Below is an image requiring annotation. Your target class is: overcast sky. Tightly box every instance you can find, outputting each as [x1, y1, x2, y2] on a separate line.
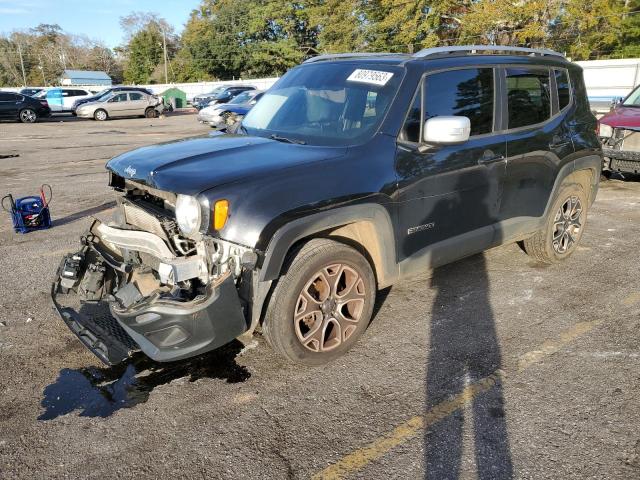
[0, 0, 199, 47]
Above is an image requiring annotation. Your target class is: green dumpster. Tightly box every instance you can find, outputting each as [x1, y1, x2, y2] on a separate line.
[159, 87, 187, 109]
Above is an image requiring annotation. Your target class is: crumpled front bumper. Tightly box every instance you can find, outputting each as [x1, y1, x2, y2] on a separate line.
[51, 239, 248, 366]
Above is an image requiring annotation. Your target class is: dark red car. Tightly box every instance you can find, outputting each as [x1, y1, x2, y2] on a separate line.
[599, 85, 640, 175]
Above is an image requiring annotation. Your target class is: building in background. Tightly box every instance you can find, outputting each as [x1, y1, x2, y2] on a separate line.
[60, 70, 112, 87]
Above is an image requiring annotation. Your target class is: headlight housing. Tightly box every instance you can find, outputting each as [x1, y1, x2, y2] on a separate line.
[175, 194, 201, 235]
[599, 123, 613, 138]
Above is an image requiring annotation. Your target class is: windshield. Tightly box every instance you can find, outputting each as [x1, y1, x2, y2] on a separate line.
[229, 91, 253, 104]
[242, 63, 402, 146]
[623, 85, 640, 106]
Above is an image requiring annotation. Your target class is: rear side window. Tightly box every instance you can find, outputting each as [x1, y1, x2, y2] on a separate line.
[424, 68, 495, 136]
[129, 92, 144, 101]
[506, 68, 551, 129]
[554, 69, 571, 110]
[0, 92, 17, 101]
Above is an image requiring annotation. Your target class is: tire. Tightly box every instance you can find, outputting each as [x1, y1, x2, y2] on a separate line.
[94, 109, 108, 121]
[522, 183, 588, 264]
[145, 107, 157, 119]
[262, 238, 376, 365]
[19, 108, 37, 123]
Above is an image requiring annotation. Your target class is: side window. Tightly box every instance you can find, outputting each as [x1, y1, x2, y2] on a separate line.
[111, 93, 128, 103]
[400, 87, 422, 143]
[554, 69, 571, 110]
[129, 92, 144, 101]
[424, 68, 495, 136]
[0, 92, 16, 101]
[506, 67, 551, 129]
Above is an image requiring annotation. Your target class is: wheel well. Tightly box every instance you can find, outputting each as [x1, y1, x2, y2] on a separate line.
[563, 168, 596, 202]
[275, 220, 390, 289]
[254, 222, 387, 330]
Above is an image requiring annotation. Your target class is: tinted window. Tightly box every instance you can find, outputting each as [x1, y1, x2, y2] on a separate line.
[129, 92, 144, 101]
[424, 68, 494, 136]
[401, 87, 422, 143]
[0, 92, 17, 101]
[111, 93, 128, 103]
[506, 68, 551, 129]
[554, 69, 571, 110]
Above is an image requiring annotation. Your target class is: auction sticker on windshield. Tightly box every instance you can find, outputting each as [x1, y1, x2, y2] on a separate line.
[347, 69, 394, 86]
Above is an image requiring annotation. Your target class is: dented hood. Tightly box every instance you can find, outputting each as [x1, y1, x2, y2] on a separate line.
[107, 134, 347, 196]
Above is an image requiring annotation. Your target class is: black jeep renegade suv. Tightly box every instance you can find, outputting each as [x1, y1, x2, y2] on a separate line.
[52, 46, 602, 366]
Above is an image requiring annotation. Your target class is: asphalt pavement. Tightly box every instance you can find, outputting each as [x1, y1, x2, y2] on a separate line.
[0, 114, 638, 479]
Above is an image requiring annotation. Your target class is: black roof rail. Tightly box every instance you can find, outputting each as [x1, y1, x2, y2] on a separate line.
[413, 45, 565, 60]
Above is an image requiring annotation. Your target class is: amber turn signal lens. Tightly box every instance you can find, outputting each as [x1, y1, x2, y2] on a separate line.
[213, 199, 229, 230]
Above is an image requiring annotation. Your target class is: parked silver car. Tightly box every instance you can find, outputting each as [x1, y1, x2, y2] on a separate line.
[76, 90, 162, 121]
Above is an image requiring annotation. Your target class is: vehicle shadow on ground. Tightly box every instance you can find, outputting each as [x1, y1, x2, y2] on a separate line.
[38, 340, 250, 421]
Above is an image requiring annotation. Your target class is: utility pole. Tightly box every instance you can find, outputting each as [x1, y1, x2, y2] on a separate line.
[17, 43, 27, 87]
[162, 28, 168, 84]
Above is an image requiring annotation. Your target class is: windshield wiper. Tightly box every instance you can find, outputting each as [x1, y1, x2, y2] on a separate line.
[269, 134, 306, 145]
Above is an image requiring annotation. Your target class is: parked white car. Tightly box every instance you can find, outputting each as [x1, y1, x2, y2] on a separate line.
[35, 87, 97, 113]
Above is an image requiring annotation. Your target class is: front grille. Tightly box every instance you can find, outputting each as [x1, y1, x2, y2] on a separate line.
[82, 302, 139, 351]
[611, 158, 640, 173]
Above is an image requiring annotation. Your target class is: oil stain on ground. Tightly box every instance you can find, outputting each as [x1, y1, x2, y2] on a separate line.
[39, 341, 250, 420]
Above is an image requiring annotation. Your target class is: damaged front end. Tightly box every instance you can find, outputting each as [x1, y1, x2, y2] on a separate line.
[52, 184, 253, 366]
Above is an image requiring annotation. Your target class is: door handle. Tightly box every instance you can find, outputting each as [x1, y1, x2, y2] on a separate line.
[477, 150, 505, 165]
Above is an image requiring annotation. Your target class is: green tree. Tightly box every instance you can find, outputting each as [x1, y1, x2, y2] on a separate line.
[308, 0, 366, 52]
[120, 12, 178, 84]
[550, 0, 626, 59]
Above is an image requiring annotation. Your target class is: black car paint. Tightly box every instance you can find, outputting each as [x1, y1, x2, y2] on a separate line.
[66, 52, 601, 365]
[0, 91, 50, 120]
[109, 54, 600, 262]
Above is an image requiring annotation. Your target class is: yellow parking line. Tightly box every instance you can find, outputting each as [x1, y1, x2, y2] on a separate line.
[622, 292, 640, 306]
[517, 320, 601, 372]
[312, 320, 601, 480]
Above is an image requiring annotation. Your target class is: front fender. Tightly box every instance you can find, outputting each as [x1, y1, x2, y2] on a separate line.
[258, 203, 399, 288]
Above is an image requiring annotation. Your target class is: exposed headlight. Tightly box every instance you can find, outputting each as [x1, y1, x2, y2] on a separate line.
[175, 194, 201, 235]
[599, 123, 613, 138]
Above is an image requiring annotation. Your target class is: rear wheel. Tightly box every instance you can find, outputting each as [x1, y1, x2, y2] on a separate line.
[263, 239, 376, 365]
[94, 109, 108, 121]
[522, 183, 588, 264]
[19, 108, 37, 123]
[145, 107, 157, 119]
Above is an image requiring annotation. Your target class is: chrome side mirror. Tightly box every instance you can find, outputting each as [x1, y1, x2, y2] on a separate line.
[423, 116, 471, 145]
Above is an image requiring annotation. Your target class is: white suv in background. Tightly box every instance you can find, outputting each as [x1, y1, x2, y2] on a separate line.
[35, 87, 97, 113]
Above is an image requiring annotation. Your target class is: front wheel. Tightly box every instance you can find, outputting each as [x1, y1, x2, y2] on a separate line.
[94, 109, 108, 121]
[263, 239, 376, 365]
[19, 108, 37, 123]
[522, 183, 588, 263]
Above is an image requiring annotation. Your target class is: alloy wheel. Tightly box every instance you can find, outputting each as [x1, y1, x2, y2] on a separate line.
[20, 109, 36, 123]
[552, 195, 583, 254]
[293, 263, 366, 352]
